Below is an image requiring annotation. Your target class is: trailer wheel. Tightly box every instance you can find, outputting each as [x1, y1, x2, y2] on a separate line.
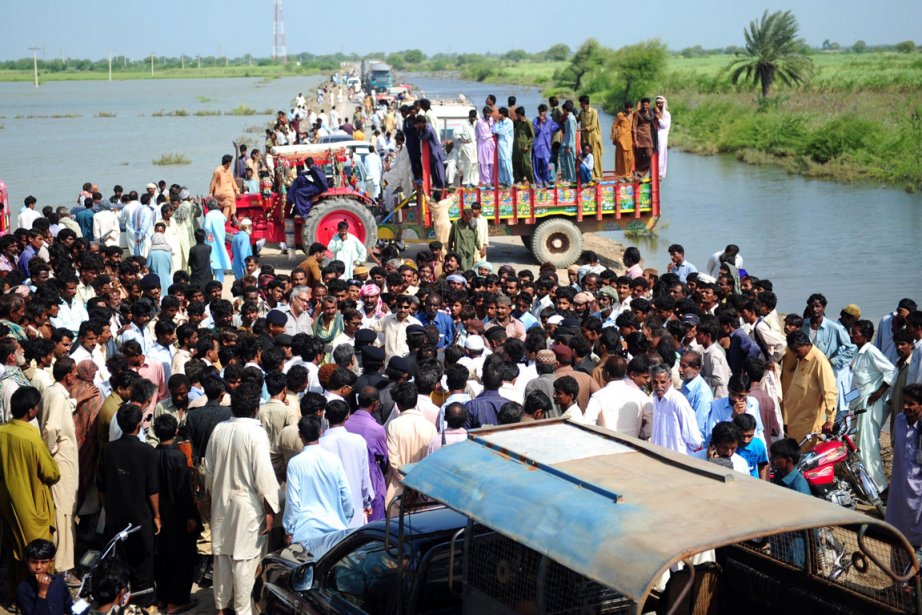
[530, 218, 582, 268]
[302, 198, 378, 254]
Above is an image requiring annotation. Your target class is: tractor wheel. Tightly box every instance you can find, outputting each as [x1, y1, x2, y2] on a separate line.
[520, 234, 532, 248]
[530, 218, 582, 268]
[301, 198, 378, 254]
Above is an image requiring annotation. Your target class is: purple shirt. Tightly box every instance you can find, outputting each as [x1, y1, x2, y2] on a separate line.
[886, 414, 922, 546]
[465, 389, 507, 429]
[345, 409, 388, 521]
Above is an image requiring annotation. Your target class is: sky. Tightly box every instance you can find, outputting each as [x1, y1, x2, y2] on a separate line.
[2, 0, 920, 61]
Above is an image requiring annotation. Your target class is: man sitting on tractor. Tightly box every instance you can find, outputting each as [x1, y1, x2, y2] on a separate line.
[287, 157, 329, 217]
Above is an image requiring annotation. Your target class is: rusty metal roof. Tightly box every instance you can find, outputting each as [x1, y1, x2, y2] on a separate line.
[401, 420, 907, 610]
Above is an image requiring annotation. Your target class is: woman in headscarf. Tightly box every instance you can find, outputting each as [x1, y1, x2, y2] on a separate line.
[0, 292, 28, 341]
[71, 359, 103, 512]
[655, 96, 671, 180]
[719, 262, 743, 296]
[148, 222, 173, 296]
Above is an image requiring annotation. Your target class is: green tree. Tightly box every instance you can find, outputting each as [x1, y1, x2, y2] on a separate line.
[402, 49, 426, 64]
[727, 10, 814, 98]
[608, 39, 668, 106]
[557, 38, 606, 91]
[680, 45, 706, 58]
[852, 40, 868, 54]
[386, 52, 407, 70]
[895, 40, 916, 53]
[503, 49, 529, 62]
[543, 44, 571, 62]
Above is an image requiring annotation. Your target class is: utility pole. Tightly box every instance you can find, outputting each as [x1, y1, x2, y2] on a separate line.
[181, 54, 185, 70]
[150, 52, 154, 76]
[108, 49, 113, 81]
[28, 47, 40, 87]
[197, 55, 201, 69]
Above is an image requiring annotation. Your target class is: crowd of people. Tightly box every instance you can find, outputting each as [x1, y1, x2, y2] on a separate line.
[250, 73, 674, 217]
[0, 84, 921, 614]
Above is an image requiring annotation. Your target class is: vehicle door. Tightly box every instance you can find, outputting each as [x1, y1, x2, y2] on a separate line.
[407, 543, 464, 615]
[305, 536, 402, 615]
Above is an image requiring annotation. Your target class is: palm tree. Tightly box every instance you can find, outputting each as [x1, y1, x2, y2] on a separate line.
[728, 10, 814, 98]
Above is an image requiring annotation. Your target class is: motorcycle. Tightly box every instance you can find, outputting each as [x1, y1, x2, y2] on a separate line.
[797, 408, 886, 518]
[797, 409, 884, 581]
[70, 524, 153, 614]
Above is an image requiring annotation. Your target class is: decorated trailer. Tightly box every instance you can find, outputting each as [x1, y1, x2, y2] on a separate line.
[230, 140, 660, 268]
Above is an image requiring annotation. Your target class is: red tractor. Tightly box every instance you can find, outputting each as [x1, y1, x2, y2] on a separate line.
[231, 142, 380, 258]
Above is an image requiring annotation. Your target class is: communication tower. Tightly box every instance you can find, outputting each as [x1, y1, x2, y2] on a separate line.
[273, 0, 287, 64]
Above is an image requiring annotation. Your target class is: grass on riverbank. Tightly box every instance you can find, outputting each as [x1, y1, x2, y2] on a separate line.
[153, 153, 191, 165]
[462, 52, 922, 191]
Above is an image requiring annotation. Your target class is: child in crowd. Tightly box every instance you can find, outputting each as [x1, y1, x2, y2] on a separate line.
[733, 413, 769, 480]
[770, 437, 811, 495]
[16, 539, 73, 615]
[578, 144, 594, 184]
[243, 167, 260, 195]
[696, 421, 749, 474]
[152, 414, 200, 614]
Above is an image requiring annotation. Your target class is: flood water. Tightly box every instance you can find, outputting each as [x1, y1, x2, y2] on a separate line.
[1, 73, 919, 321]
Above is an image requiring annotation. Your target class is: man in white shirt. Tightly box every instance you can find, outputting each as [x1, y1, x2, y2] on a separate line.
[471, 202, 489, 259]
[697, 318, 731, 399]
[368, 295, 421, 360]
[327, 222, 368, 280]
[320, 400, 374, 528]
[118, 301, 155, 356]
[119, 197, 141, 255]
[650, 363, 703, 455]
[70, 321, 110, 385]
[92, 205, 121, 247]
[148, 320, 177, 381]
[205, 382, 280, 615]
[17, 195, 42, 230]
[705, 244, 743, 278]
[49, 274, 88, 337]
[285, 286, 314, 336]
[582, 355, 653, 438]
[385, 382, 437, 513]
[552, 376, 583, 421]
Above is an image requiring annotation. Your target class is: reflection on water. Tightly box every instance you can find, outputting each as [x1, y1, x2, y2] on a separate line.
[411, 74, 922, 321]
[1, 72, 919, 320]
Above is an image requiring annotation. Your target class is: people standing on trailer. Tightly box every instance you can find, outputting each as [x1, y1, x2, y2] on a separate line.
[456, 110, 479, 188]
[559, 101, 578, 184]
[612, 101, 635, 179]
[578, 95, 603, 181]
[400, 106, 421, 182]
[655, 96, 671, 180]
[632, 98, 656, 178]
[202, 199, 231, 283]
[492, 108, 514, 188]
[476, 106, 496, 186]
[208, 154, 241, 224]
[512, 107, 535, 185]
[532, 104, 559, 187]
[415, 115, 446, 192]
